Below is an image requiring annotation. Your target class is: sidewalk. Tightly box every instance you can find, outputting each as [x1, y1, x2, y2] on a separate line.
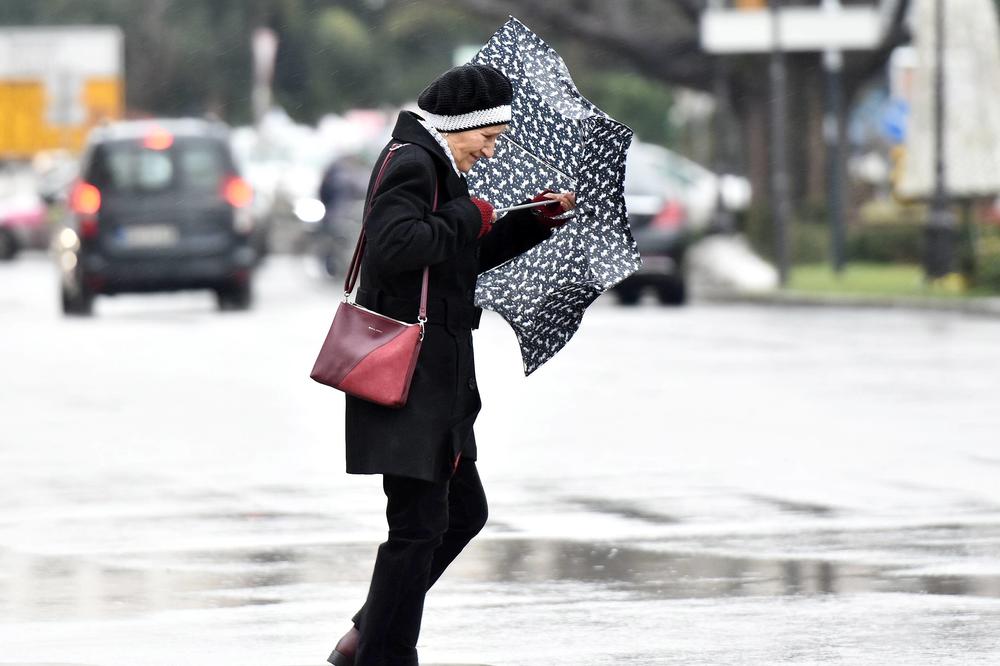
[687, 234, 1000, 317]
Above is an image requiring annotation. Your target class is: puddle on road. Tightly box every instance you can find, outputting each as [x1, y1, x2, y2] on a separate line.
[472, 538, 1000, 600]
[3, 521, 1000, 622]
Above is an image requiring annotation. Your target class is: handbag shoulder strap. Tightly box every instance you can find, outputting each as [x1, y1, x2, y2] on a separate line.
[344, 143, 435, 323]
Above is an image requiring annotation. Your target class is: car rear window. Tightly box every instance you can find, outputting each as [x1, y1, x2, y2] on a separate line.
[626, 153, 670, 195]
[86, 138, 229, 194]
[626, 146, 700, 196]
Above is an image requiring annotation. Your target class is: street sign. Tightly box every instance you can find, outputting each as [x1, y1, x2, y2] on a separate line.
[700, 6, 882, 53]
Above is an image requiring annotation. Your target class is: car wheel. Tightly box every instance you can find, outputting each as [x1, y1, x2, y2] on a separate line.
[61, 284, 94, 316]
[656, 278, 687, 306]
[216, 281, 253, 311]
[614, 282, 643, 306]
[0, 229, 19, 261]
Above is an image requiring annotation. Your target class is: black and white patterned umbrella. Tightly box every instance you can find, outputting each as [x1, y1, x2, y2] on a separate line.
[467, 17, 640, 375]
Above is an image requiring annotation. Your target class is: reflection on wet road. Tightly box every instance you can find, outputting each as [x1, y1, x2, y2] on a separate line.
[4, 520, 1000, 623]
[3, 256, 1000, 665]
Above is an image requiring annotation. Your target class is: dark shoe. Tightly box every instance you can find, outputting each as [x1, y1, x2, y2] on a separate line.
[327, 626, 359, 666]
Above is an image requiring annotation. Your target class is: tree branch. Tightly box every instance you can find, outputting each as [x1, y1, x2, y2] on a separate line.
[449, 0, 714, 89]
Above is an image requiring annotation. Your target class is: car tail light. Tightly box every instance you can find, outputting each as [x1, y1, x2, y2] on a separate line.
[651, 200, 685, 230]
[222, 175, 253, 209]
[79, 216, 99, 239]
[143, 127, 174, 151]
[70, 182, 101, 215]
[70, 182, 101, 239]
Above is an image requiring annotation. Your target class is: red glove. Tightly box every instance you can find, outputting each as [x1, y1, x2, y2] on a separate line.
[469, 197, 494, 239]
[531, 189, 572, 229]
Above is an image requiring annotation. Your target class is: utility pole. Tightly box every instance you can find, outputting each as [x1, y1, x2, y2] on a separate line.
[924, 0, 955, 279]
[769, 0, 791, 286]
[251, 27, 278, 127]
[822, 0, 847, 274]
[711, 0, 736, 234]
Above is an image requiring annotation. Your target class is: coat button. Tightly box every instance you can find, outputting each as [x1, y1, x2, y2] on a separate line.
[467, 377, 477, 391]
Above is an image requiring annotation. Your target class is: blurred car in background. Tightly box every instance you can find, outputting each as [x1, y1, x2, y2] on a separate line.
[33, 149, 80, 205]
[616, 142, 695, 305]
[231, 109, 340, 258]
[615, 141, 751, 306]
[0, 166, 49, 261]
[56, 118, 258, 315]
[230, 108, 387, 261]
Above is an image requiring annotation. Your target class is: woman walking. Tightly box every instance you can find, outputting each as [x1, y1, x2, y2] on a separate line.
[326, 64, 575, 666]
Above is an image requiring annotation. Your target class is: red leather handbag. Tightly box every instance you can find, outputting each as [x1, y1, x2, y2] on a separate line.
[310, 143, 432, 408]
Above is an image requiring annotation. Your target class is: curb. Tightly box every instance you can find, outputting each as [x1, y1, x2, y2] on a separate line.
[697, 290, 1000, 318]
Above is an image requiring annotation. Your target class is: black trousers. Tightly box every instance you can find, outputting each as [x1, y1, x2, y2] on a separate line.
[352, 457, 488, 666]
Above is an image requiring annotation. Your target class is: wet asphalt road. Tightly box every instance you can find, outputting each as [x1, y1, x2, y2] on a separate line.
[2, 253, 1000, 665]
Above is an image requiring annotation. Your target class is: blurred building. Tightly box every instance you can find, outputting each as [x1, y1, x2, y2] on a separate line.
[896, 0, 1000, 201]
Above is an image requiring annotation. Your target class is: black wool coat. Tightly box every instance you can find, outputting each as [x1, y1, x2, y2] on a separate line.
[344, 111, 552, 482]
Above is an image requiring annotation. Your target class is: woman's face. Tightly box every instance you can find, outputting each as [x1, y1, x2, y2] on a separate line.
[444, 124, 508, 173]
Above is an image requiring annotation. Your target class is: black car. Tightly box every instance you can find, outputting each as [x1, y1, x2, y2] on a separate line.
[58, 118, 257, 315]
[614, 142, 691, 306]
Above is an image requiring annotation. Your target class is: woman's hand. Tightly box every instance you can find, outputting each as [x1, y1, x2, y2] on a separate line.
[530, 189, 576, 229]
[543, 190, 576, 212]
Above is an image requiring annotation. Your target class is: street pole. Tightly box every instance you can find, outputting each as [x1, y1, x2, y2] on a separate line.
[710, 0, 736, 235]
[769, 0, 791, 286]
[822, 0, 847, 275]
[712, 55, 737, 234]
[925, 0, 955, 279]
[252, 28, 278, 127]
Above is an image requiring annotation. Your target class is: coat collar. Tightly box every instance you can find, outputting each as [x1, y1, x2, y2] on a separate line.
[415, 118, 462, 177]
[391, 111, 469, 199]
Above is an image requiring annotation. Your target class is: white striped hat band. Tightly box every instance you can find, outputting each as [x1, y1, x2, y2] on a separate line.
[419, 104, 512, 132]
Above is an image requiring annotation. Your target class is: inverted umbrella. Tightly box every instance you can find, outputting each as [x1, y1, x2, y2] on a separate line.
[467, 17, 640, 375]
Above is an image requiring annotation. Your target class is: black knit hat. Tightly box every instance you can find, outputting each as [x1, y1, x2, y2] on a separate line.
[417, 64, 513, 132]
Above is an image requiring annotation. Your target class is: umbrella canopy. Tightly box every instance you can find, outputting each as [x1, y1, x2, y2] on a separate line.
[468, 17, 640, 376]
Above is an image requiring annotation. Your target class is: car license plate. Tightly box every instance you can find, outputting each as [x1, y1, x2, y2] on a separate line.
[121, 225, 178, 248]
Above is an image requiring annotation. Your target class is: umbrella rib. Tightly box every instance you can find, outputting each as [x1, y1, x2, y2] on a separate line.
[498, 133, 578, 184]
